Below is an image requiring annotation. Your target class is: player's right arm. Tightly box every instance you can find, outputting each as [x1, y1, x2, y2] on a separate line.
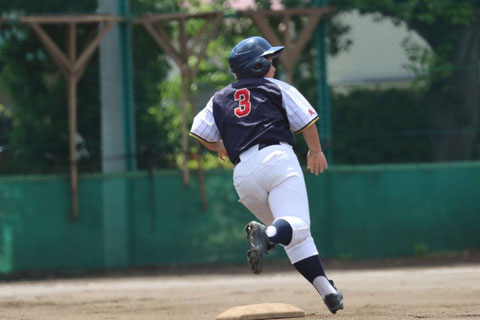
[196, 139, 228, 161]
[189, 98, 228, 161]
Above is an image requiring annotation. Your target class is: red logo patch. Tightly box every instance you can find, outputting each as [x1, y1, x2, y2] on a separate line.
[308, 109, 315, 116]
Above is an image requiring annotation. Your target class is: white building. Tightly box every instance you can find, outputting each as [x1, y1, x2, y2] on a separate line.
[328, 10, 428, 92]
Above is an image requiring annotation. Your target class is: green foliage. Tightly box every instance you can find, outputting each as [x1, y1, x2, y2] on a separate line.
[331, 89, 430, 164]
[334, 0, 477, 25]
[0, 104, 13, 173]
[401, 36, 454, 90]
[0, 0, 97, 14]
[0, 0, 180, 174]
[0, 104, 11, 143]
[0, 1, 100, 174]
[1, 0, 478, 174]
[151, 3, 250, 170]
[0, 23, 101, 173]
[131, 0, 181, 15]
[117, 0, 183, 171]
[132, 15, 177, 170]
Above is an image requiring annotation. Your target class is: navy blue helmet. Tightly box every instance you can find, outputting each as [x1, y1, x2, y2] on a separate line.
[228, 36, 284, 80]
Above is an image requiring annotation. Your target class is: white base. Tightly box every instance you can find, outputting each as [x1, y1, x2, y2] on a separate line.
[216, 302, 305, 320]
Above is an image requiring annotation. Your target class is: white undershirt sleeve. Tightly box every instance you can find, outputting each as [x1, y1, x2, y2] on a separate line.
[266, 78, 319, 133]
[189, 97, 221, 142]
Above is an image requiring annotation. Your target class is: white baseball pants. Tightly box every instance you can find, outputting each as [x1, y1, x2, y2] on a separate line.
[233, 143, 319, 263]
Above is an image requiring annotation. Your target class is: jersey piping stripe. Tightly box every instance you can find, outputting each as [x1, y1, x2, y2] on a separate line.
[294, 116, 319, 134]
[189, 132, 214, 143]
[192, 120, 219, 142]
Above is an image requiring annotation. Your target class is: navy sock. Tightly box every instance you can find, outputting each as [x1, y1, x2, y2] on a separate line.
[267, 219, 293, 245]
[293, 255, 327, 283]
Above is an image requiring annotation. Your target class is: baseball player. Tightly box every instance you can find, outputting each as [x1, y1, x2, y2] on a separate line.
[189, 36, 343, 314]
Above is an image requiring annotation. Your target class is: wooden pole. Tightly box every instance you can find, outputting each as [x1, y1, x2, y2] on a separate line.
[178, 18, 190, 187]
[283, 14, 293, 84]
[68, 76, 79, 218]
[185, 72, 207, 211]
[67, 23, 79, 219]
[23, 15, 121, 219]
[179, 68, 190, 186]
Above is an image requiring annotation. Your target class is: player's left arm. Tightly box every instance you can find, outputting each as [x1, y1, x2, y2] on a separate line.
[301, 124, 328, 175]
[270, 79, 328, 175]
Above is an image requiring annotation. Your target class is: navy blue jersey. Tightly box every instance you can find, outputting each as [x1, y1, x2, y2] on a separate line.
[190, 78, 319, 164]
[211, 78, 294, 164]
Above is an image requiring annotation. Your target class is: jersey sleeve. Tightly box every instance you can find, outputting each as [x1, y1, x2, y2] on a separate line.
[268, 78, 319, 134]
[189, 97, 221, 143]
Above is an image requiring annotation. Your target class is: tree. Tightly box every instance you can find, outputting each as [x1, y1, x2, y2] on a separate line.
[331, 0, 480, 161]
[151, 0, 258, 170]
[131, 0, 182, 170]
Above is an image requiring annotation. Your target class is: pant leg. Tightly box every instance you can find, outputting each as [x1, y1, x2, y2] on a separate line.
[233, 146, 275, 225]
[264, 148, 319, 263]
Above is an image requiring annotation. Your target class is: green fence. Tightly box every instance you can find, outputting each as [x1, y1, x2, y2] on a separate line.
[1, 161, 479, 275]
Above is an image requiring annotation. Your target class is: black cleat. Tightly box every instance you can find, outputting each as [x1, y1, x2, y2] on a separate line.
[323, 280, 344, 314]
[324, 291, 344, 314]
[245, 221, 275, 274]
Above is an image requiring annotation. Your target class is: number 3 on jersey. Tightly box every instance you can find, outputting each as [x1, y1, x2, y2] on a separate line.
[234, 88, 251, 118]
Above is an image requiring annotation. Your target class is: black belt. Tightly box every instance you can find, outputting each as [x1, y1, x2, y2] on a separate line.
[234, 142, 281, 166]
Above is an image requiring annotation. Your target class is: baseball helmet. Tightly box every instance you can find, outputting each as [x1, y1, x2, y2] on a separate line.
[228, 36, 284, 79]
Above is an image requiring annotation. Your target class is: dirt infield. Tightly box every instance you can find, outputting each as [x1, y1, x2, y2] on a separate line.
[1, 263, 479, 320]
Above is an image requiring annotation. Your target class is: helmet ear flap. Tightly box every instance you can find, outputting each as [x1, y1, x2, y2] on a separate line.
[245, 57, 271, 78]
[228, 36, 283, 79]
[231, 56, 270, 79]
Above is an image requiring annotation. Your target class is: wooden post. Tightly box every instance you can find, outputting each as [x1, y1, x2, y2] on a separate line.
[179, 68, 190, 186]
[67, 23, 79, 218]
[184, 71, 207, 211]
[68, 76, 79, 218]
[22, 15, 121, 218]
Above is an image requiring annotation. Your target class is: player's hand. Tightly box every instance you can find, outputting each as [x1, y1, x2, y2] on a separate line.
[216, 141, 228, 161]
[307, 150, 328, 175]
[218, 149, 228, 161]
